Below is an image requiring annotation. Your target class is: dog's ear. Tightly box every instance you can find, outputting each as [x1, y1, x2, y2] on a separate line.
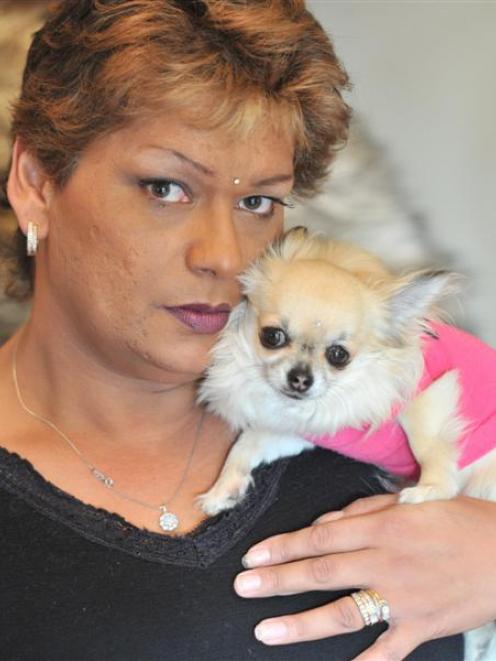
[271, 226, 309, 260]
[284, 225, 309, 238]
[384, 270, 460, 338]
[238, 256, 268, 301]
[239, 227, 311, 299]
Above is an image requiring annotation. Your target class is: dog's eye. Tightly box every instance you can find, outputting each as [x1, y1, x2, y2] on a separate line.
[259, 327, 289, 349]
[325, 344, 350, 368]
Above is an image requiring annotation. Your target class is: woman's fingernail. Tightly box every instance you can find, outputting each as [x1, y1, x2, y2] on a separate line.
[241, 547, 271, 568]
[312, 510, 344, 525]
[235, 572, 262, 595]
[255, 621, 288, 643]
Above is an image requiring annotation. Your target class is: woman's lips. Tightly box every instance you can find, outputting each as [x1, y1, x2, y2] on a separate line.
[165, 304, 231, 334]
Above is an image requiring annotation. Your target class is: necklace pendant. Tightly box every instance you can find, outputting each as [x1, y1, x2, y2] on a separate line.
[159, 505, 179, 532]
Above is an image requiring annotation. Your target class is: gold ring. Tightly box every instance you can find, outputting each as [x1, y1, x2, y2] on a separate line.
[350, 589, 391, 626]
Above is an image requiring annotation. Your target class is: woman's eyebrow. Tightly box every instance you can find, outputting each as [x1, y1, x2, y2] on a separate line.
[142, 146, 293, 187]
[253, 173, 293, 187]
[142, 146, 214, 176]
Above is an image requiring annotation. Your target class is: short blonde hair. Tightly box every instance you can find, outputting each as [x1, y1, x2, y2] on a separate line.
[6, 0, 351, 297]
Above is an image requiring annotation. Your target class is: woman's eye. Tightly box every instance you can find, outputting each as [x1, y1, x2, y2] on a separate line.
[141, 180, 190, 204]
[239, 196, 275, 216]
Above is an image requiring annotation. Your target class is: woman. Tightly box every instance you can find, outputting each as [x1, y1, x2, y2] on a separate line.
[0, 1, 494, 659]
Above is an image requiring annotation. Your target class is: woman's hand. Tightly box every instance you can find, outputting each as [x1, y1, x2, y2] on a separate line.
[234, 494, 496, 660]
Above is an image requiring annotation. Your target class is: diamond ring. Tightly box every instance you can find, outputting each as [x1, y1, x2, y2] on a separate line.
[350, 589, 391, 626]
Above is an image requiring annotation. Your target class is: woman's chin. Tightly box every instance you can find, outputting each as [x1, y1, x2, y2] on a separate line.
[134, 338, 213, 383]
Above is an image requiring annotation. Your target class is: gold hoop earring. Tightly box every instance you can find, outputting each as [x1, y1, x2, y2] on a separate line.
[26, 221, 39, 256]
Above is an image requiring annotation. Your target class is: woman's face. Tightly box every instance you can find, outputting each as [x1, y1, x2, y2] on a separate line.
[40, 113, 295, 383]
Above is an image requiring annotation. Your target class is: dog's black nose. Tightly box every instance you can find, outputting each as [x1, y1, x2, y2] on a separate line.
[287, 365, 314, 393]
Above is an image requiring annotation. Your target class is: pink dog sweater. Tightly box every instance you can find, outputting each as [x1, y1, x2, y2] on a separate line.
[311, 322, 496, 480]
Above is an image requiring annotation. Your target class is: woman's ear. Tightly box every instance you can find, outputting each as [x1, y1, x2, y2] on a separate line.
[6, 138, 54, 241]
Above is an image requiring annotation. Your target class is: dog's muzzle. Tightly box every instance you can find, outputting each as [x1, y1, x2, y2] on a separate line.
[287, 364, 314, 394]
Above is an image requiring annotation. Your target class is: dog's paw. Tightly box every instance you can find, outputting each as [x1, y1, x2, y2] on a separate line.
[196, 473, 254, 516]
[399, 483, 457, 504]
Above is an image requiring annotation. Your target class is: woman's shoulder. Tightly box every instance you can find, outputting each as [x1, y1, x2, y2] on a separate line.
[273, 447, 389, 522]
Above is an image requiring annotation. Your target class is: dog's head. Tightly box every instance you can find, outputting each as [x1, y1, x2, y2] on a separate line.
[238, 228, 456, 404]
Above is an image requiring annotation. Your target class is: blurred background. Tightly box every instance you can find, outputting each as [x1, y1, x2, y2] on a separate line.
[300, 0, 496, 343]
[1, 1, 495, 344]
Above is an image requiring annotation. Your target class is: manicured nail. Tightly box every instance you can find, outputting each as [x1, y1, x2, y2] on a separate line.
[235, 572, 262, 595]
[255, 621, 288, 643]
[241, 547, 271, 568]
[312, 510, 344, 525]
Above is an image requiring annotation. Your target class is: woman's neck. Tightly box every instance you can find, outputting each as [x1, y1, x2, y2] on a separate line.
[0, 318, 235, 535]
[8, 319, 208, 454]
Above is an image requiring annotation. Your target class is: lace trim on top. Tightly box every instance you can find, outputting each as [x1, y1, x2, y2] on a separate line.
[0, 446, 289, 568]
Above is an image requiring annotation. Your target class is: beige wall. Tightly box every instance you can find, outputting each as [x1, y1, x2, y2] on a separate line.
[309, 1, 496, 344]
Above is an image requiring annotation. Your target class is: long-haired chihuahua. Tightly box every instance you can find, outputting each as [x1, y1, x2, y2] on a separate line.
[197, 226, 496, 660]
[197, 227, 496, 513]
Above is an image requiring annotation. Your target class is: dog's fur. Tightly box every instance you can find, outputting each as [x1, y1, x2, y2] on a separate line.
[197, 228, 496, 660]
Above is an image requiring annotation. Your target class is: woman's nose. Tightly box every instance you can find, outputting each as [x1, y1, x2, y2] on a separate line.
[186, 206, 244, 279]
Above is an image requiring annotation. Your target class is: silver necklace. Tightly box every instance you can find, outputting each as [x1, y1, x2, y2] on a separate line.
[12, 337, 205, 533]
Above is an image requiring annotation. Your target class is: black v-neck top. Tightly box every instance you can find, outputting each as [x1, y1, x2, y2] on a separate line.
[0, 445, 462, 661]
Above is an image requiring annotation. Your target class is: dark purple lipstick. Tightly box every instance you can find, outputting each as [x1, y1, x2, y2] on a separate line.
[165, 303, 232, 334]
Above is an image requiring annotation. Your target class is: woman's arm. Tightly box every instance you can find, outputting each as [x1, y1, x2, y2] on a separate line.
[234, 494, 496, 660]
